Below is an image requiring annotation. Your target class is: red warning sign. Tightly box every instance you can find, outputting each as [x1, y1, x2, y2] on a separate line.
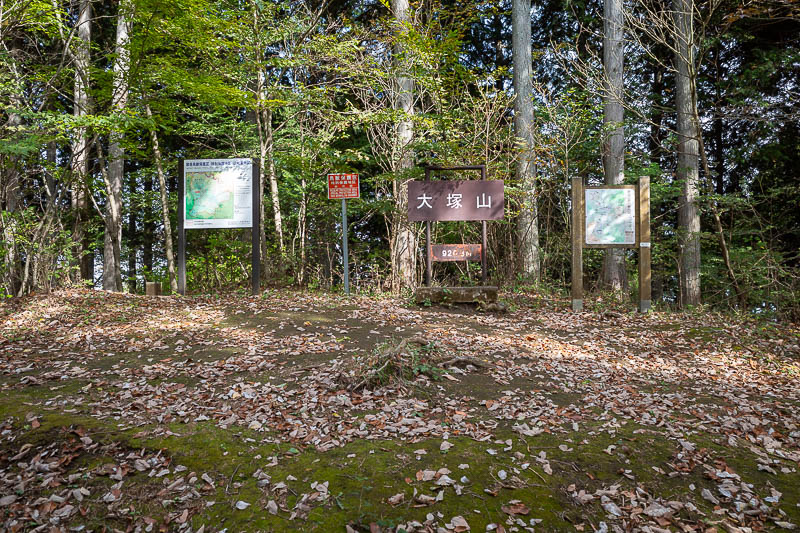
[327, 173, 360, 199]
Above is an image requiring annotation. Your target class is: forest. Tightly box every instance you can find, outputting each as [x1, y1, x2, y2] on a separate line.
[2, 0, 799, 317]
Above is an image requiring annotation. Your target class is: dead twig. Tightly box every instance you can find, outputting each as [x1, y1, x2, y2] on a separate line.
[440, 356, 489, 369]
[225, 464, 241, 495]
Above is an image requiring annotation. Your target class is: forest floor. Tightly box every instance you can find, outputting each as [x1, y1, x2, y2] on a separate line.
[1, 288, 800, 533]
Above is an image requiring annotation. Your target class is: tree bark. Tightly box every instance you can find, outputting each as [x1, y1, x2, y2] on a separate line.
[252, 6, 281, 260]
[72, 0, 92, 283]
[600, 0, 628, 291]
[2, 36, 23, 296]
[143, 174, 154, 275]
[260, 106, 282, 256]
[298, 176, 307, 286]
[144, 104, 178, 294]
[649, 62, 666, 167]
[512, 0, 540, 282]
[127, 171, 136, 292]
[104, 0, 132, 291]
[674, 0, 701, 306]
[391, 0, 417, 292]
[712, 45, 725, 195]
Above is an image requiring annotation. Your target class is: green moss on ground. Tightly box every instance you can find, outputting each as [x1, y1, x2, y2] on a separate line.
[2, 389, 798, 532]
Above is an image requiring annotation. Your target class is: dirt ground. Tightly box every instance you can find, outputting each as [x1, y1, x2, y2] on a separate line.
[1, 288, 799, 532]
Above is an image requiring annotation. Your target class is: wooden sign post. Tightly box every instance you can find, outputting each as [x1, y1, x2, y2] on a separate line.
[409, 165, 504, 286]
[409, 165, 504, 305]
[638, 176, 651, 312]
[571, 176, 651, 312]
[571, 177, 584, 311]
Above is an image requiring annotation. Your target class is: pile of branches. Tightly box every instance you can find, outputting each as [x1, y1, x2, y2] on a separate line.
[337, 336, 487, 391]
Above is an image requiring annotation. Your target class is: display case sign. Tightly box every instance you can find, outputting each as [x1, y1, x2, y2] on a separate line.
[183, 159, 253, 229]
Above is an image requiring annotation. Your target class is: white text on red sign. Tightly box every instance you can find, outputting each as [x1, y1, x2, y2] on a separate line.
[327, 173, 360, 199]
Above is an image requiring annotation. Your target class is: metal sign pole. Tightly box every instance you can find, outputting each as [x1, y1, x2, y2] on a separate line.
[177, 159, 186, 296]
[341, 198, 350, 295]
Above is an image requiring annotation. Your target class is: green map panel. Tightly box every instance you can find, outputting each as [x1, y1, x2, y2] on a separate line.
[185, 172, 234, 220]
[585, 188, 635, 245]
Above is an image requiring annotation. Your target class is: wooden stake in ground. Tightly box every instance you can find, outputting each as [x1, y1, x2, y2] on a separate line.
[571, 177, 583, 311]
[638, 176, 651, 312]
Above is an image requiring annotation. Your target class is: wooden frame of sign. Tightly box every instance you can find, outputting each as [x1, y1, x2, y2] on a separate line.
[420, 165, 489, 286]
[571, 176, 651, 313]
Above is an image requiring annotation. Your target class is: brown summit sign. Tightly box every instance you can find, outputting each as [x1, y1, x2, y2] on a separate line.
[408, 180, 504, 221]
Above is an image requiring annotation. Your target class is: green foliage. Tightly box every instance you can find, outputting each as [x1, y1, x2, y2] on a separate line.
[348, 338, 445, 390]
[185, 230, 253, 293]
[0, 207, 77, 294]
[2, 0, 799, 318]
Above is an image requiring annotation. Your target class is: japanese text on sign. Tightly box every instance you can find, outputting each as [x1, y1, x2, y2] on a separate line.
[328, 173, 360, 199]
[407, 180, 504, 221]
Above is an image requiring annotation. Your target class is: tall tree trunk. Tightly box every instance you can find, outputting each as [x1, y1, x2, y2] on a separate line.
[72, 0, 92, 283]
[44, 142, 59, 292]
[265, 114, 280, 255]
[1, 144, 21, 297]
[712, 45, 725, 195]
[391, 0, 417, 292]
[143, 174, 154, 275]
[2, 36, 23, 295]
[674, 0, 701, 306]
[17, 149, 62, 296]
[649, 62, 666, 167]
[144, 104, 177, 293]
[104, 0, 132, 291]
[512, 0, 540, 281]
[298, 177, 307, 286]
[600, 0, 628, 291]
[493, 13, 505, 92]
[127, 172, 136, 292]
[257, 104, 283, 256]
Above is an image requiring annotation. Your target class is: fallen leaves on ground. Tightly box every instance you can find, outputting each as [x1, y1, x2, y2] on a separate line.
[0, 288, 798, 532]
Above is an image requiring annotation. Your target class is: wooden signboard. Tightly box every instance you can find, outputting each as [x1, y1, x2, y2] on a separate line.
[409, 165, 504, 286]
[408, 180, 504, 221]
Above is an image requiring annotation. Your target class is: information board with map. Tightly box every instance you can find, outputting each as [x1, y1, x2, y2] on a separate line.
[584, 188, 636, 245]
[183, 159, 252, 229]
[572, 178, 650, 313]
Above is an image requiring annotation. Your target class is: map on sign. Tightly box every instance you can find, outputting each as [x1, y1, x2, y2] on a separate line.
[186, 172, 234, 220]
[585, 188, 636, 245]
[183, 159, 252, 229]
